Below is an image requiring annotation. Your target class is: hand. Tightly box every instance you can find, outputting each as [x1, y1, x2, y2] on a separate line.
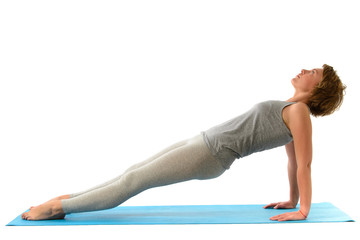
[263, 200, 296, 209]
[270, 211, 306, 221]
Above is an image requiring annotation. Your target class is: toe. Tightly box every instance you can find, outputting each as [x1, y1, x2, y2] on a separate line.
[22, 212, 28, 220]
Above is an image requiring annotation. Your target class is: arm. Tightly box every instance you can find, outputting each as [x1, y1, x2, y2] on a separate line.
[291, 104, 312, 216]
[263, 142, 299, 209]
[286, 141, 299, 206]
[269, 103, 312, 221]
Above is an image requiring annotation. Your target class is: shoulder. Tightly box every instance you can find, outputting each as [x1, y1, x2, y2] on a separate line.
[287, 102, 310, 116]
[283, 102, 312, 133]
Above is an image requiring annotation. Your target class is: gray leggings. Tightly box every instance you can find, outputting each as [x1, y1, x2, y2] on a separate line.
[61, 135, 226, 214]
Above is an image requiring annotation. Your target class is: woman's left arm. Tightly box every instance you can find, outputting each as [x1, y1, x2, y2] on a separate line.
[270, 103, 312, 221]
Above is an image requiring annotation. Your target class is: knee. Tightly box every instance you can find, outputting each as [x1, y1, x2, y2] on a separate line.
[121, 170, 144, 191]
[121, 171, 136, 188]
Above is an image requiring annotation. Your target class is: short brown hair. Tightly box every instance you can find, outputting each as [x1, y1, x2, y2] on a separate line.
[308, 64, 346, 117]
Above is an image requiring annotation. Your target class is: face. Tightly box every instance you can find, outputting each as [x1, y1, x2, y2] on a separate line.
[291, 68, 323, 93]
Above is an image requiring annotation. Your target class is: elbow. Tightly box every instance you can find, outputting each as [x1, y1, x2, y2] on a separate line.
[297, 157, 312, 171]
[297, 164, 311, 175]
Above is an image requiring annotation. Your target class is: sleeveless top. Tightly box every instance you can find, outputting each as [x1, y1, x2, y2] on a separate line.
[201, 100, 296, 169]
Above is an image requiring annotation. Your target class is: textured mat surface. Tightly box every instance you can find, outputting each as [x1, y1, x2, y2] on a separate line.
[7, 202, 354, 226]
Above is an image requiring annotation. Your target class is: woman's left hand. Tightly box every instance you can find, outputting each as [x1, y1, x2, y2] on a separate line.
[270, 211, 306, 221]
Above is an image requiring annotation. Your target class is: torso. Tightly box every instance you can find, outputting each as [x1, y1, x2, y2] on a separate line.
[201, 100, 297, 169]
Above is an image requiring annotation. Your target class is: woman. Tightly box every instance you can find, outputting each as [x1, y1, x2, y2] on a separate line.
[22, 64, 346, 222]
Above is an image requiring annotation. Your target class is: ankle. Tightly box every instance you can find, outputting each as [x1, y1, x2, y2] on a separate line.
[60, 194, 70, 200]
[55, 194, 70, 201]
[51, 200, 64, 215]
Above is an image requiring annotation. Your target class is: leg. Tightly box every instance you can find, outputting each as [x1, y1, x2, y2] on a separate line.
[61, 135, 225, 214]
[69, 138, 189, 198]
[28, 138, 189, 210]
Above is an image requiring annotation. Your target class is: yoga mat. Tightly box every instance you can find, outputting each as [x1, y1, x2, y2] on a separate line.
[7, 202, 354, 226]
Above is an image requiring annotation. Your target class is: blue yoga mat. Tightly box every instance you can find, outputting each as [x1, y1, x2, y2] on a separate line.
[7, 202, 354, 226]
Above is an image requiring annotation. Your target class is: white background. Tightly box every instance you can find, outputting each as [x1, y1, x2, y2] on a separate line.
[1, 0, 359, 239]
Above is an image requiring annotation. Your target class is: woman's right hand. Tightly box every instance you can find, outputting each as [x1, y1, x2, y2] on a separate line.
[263, 200, 297, 209]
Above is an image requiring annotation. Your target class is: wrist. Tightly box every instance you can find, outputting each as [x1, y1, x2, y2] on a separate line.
[299, 206, 310, 217]
[299, 210, 307, 219]
[289, 199, 298, 208]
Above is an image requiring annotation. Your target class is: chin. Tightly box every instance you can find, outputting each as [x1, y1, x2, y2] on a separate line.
[291, 78, 296, 86]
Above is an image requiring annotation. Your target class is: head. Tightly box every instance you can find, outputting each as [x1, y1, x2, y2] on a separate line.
[306, 64, 346, 117]
[291, 64, 346, 117]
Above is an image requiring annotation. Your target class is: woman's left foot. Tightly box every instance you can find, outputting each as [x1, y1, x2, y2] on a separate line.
[22, 200, 65, 221]
[29, 194, 70, 210]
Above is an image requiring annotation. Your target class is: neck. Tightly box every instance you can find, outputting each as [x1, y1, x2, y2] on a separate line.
[287, 91, 310, 104]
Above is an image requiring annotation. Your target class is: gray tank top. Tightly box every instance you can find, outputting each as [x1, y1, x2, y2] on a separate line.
[201, 100, 295, 169]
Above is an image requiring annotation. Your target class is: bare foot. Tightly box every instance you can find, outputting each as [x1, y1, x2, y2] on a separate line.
[30, 194, 70, 210]
[22, 200, 65, 221]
